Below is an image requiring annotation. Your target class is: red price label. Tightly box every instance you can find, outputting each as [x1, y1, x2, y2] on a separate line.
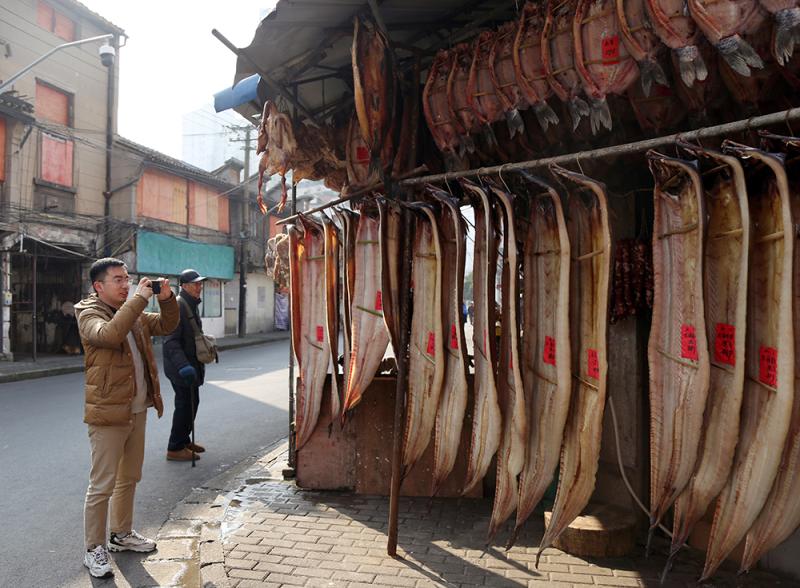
[356, 146, 370, 163]
[450, 323, 459, 350]
[759, 346, 778, 387]
[426, 331, 436, 356]
[375, 291, 383, 311]
[316, 325, 324, 343]
[587, 348, 599, 379]
[681, 324, 698, 361]
[544, 336, 556, 366]
[602, 35, 620, 65]
[714, 323, 736, 366]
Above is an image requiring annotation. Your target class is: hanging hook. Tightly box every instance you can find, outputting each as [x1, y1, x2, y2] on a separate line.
[575, 155, 585, 176]
[498, 164, 512, 193]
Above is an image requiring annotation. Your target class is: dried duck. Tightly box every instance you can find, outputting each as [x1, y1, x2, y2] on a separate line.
[739, 134, 800, 575]
[467, 31, 507, 144]
[488, 185, 528, 543]
[665, 145, 750, 574]
[447, 43, 479, 155]
[256, 101, 297, 213]
[428, 188, 469, 494]
[461, 180, 502, 495]
[573, 0, 641, 133]
[759, 0, 800, 64]
[646, 152, 710, 544]
[513, 1, 561, 131]
[289, 217, 331, 448]
[424, 49, 466, 168]
[701, 141, 795, 581]
[342, 211, 390, 416]
[352, 16, 394, 172]
[402, 205, 445, 472]
[509, 173, 572, 549]
[542, 0, 591, 129]
[537, 168, 611, 561]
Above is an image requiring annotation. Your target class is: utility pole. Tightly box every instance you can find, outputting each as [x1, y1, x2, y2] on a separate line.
[238, 126, 252, 338]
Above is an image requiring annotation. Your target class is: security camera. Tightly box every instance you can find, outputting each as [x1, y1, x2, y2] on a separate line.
[99, 43, 115, 67]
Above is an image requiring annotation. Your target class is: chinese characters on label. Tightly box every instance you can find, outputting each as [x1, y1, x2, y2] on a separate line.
[759, 346, 778, 387]
[427, 331, 436, 356]
[681, 324, 698, 361]
[450, 324, 458, 350]
[587, 348, 600, 379]
[316, 325, 324, 343]
[602, 35, 620, 65]
[714, 323, 736, 366]
[544, 336, 556, 366]
[375, 291, 383, 311]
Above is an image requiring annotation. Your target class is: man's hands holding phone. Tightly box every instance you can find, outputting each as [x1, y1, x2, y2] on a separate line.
[135, 277, 172, 301]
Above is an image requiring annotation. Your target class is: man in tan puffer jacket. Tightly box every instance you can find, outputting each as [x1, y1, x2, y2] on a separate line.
[74, 257, 179, 578]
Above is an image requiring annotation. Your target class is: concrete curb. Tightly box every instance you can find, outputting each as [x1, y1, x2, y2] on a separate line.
[0, 332, 290, 384]
[151, 438, 290, 588]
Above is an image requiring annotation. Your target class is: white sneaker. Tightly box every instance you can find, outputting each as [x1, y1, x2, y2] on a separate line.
[84, 545, 113, 578]
[108, 530, 157, 553]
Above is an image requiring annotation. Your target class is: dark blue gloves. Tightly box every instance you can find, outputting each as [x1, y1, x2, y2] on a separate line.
[178, 365, 197, 385]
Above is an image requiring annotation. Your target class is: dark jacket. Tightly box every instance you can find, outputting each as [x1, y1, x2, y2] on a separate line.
[163, 291, 206, 387]
[75, 292, 179, 425]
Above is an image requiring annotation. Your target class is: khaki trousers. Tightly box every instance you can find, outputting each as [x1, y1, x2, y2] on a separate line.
[84, 411, 146, 549]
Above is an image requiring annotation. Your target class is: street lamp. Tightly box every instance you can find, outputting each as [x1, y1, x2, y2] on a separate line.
[0, 33, 115, 94]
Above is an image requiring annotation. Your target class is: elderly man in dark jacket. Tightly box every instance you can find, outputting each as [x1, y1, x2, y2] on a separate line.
[163, 269, 208, 461]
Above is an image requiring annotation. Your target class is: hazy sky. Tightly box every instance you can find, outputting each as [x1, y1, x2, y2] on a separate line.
[80, 0, 275, 158]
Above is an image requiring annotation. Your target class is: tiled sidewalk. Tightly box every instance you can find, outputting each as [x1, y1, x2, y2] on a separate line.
[151, 442, 797, 588]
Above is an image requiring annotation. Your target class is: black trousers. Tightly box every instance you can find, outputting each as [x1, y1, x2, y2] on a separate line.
[167, 383, 200, 451]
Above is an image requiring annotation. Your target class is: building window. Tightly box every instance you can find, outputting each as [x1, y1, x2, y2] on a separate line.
[36, 81, 72, 127]
[40, 131, 74, 187]
[36, 1, 76, 42]
[200, 280, 222, 318]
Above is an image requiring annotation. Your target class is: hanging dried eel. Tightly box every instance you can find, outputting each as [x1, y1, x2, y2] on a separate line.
[342, 211, 390, 416]
[402, 204, 445, 472]
[378, 200, 403, 359]
[509, 173, 572, 549]
[461, 179, 502, 495]
[333, 209, 359, 396]
[487, 184, 528, 544]
[664, 145, 750, 576]
[536, 167, 610, 561]
[428, 187, 470, 495]
[289, 217, 331, 449]
[646, 152, 710, 547]
[701, 142, 795, 581]
[322, 216, 342, 424]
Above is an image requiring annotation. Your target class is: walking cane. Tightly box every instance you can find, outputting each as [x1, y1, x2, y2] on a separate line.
[189, 383, 196, 468]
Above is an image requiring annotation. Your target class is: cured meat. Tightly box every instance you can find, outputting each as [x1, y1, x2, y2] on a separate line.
[671, 42, 724, 122]
[573, 0, 640, 133]
[489, 22, 527, 138]
[508, 173, 571, 549]
[537, 168, 611, 561]
[487, 185, 528, 543]
[352, 16, 394, 172]
[378, 200, 403, 358]
[342, 211, 390, 416]
[323, 216, 342, 425]
[468, 31, 507, 135]
[627, 56, 686, 134]
[760, 0, 800, 64]
[289, 218, 331, 449]
[447, 43, 479, 154]
[513, 1, 561, 131]
[257, 101, 297, 213]
[739, 134, 800, 574]
[701, 142, 795, 581]
[687, 0, 765, 76]
[646, 152, 710, 545]
[664, 145, 750, 574]
[542, 0, 591, 129]
[460, 180, 502, 494]
[402, 205, 444, 472]
[645, 0, 708, 86]
[718, 26, 784, 113]
[616, 0, 668, 95]
[428, 188, 469, 495]
[334, 209, 359, 394]
[424, 49, 465, 167]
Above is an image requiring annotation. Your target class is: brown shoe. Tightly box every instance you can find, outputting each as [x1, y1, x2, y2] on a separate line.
[166, 448, 199, 461]
[186, 442, 205, 453]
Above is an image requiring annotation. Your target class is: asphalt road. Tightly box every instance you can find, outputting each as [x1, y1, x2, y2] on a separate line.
[0, 341, 290, 588]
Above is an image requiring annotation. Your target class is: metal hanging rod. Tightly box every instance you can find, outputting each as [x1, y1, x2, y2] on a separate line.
[400, 106, 800, 186]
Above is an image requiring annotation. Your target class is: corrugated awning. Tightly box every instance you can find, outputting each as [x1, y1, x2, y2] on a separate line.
[213, 74, 264, 115]
[229, 0, 517, 123]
